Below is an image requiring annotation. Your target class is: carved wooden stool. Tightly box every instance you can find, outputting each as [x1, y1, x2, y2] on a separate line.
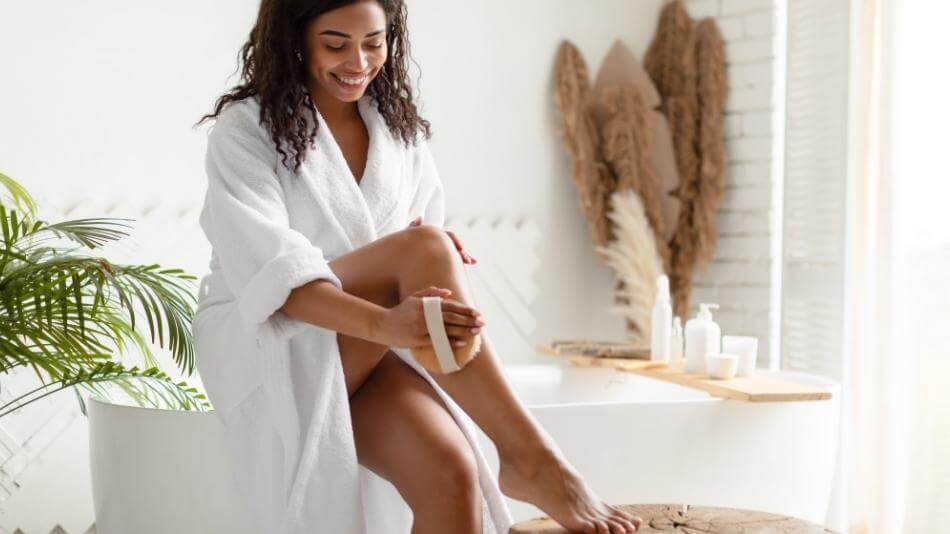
[509, 504, 840, 533]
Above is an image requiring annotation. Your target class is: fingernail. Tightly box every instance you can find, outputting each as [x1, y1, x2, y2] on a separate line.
[470, 327, 480, 333]
[454, 340, 465, 347]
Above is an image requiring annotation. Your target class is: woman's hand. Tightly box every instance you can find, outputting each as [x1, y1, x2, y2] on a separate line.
[374, 286, 485, 349]
[408, 216, 477, 264]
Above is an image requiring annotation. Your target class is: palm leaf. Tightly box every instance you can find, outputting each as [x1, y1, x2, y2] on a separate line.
[0, 361, 209, 418]
[0, 172, 37, 219]
[0, 173, 204, 417]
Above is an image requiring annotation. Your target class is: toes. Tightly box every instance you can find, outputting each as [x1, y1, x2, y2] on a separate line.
[617, 517, 640, 532]
[606, 504, 641, 531]
[592, 517, 611, 534]
[606, 517, 629, 533]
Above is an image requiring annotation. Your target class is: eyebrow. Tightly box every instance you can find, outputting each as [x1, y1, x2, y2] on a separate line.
[319, 29, 385, 38]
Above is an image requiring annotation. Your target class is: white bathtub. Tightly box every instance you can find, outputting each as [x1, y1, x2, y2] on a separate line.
[89, 362, 839, 532]
[483, 362, 840, 525]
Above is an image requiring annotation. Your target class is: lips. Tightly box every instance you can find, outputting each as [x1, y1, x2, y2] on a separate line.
[331, 72, 369, 88]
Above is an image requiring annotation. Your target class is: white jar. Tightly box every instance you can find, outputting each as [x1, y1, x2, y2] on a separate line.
[684, 303, 721, 374]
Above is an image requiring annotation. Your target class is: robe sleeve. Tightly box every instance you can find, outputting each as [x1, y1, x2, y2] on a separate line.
[201, 103, 343, 341]
[410, 137, 446, 228]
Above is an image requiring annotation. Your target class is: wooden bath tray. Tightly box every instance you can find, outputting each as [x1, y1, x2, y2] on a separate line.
[538, 345, 832, 403]
[536, 343, 665, 372]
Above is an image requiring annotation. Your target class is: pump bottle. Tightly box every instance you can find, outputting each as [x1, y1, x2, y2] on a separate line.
[684, 303, 721, 374]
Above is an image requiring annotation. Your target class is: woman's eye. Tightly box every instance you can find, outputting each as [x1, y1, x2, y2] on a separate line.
[325, 43, 384, 52]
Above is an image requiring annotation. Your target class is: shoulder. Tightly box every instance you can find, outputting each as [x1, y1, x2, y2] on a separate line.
[362, 94, 431, 158]
[206, 96, 278, 157]
[208, 96, 269, 144]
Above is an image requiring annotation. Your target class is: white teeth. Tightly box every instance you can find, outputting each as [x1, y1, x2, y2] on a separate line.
[334, 73, 367, 86]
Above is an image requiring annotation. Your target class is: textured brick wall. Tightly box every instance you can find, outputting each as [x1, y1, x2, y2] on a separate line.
[683, 0, 780, 366]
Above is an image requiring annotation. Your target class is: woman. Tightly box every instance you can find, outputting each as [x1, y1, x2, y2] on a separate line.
[194, 0, 642, 532]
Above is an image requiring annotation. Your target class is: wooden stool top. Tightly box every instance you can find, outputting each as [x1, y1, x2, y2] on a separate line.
[509, 504, 839, 533]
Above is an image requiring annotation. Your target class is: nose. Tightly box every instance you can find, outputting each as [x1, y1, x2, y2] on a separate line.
[347, 48, 369, 72]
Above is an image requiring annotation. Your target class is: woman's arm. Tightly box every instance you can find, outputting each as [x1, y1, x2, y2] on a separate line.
[279, 279, 386, 342]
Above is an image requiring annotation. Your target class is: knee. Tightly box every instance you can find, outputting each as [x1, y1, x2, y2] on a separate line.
[432, 441, 480, 497]
[405, 439, 480, 511]
[401, 225, 457, 266]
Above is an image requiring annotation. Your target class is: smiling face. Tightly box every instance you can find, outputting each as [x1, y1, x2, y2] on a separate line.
[302, 1, 389, 104]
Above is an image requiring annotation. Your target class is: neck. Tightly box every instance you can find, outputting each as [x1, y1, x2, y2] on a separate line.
[307, 80, 360, 123]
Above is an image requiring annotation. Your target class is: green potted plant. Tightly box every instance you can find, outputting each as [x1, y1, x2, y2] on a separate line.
[0, 171, 209, 417]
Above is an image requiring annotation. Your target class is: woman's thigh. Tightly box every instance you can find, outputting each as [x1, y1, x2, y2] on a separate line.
[349, 351, 481, 518]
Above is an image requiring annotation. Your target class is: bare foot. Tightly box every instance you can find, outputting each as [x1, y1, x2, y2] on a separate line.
[498, 447, 642, 533]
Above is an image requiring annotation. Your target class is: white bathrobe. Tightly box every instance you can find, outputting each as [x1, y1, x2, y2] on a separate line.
[192, 94, 513, 534]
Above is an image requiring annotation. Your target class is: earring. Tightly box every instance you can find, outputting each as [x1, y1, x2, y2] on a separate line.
[295, 50, 302, 62]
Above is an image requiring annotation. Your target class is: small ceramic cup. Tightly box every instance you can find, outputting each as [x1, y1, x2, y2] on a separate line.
[722, 335, 758, 377]
[705, 352, 738, 380]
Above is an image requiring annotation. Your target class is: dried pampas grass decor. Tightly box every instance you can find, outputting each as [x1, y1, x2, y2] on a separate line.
[644, 0, 695, 101]
[644, 0, 728, 318]
[596, 188, 665, 345]
[693, 19, 728, 267]
[551, 4, 728, 338]
[599, 85, 671, 271]
[553, 41, 615, 250]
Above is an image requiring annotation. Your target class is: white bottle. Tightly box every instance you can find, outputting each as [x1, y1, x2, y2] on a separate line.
[684, 303, 721, 373]
[650, 275, 672, 362]
[670, 316, 684, 362]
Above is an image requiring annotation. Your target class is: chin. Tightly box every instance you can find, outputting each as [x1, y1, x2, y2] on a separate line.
[336, 91, 365, 102]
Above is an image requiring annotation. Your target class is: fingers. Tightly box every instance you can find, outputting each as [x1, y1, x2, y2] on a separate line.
[444, 324, 482, 338]
[408, 289, 484, 347]
[408, 290, 481, 321]
[444, 229, 477, 264]
[419, 332, 473, 348]
[440, 298, 481, 319]
[441, 311, 484, 327]
[411, 286, 451, 298]
[410, 289, 483, 321]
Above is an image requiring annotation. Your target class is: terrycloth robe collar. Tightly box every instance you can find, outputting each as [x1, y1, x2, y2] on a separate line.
[296, 94, 399, 251]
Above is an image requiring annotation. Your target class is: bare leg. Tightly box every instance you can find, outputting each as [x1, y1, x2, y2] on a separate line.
[331, 226, 641, 533]
[330, 243, 482, 531]
[350, 351, 483, 533]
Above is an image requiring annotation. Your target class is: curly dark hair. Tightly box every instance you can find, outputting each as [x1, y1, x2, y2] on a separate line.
[195, 0, 432, 173]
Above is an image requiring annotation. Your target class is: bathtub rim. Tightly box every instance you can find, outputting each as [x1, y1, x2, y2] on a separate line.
[504, 362, 841, 409]
[87, 365, 841, 414]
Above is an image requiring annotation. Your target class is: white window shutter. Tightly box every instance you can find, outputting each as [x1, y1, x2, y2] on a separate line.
[781, 0, 851, 379]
